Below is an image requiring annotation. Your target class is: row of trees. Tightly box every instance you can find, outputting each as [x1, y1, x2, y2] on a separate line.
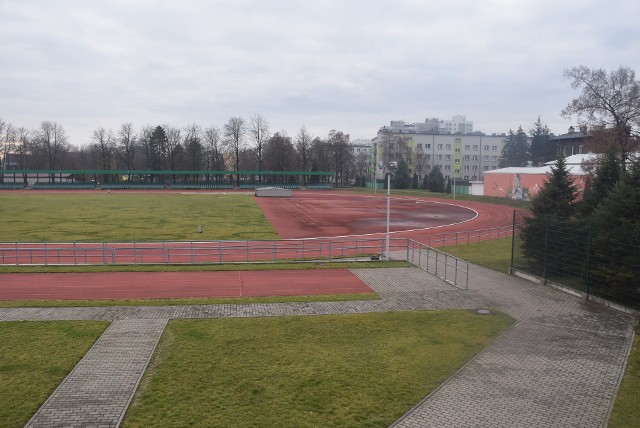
[0, 116, 368, 186]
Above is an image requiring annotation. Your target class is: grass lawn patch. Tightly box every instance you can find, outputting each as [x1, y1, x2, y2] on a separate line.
[0, 321, 109, 427]
[443, 237, 513, 272]
[123, 310, 513, 427]
[0, 193, 277, 241]
[609, 324, 640, 428]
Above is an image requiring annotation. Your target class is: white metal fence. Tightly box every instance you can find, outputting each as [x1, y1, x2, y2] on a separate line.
[0, 237, 469, 289]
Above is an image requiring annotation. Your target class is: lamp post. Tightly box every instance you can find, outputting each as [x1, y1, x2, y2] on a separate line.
[385, 162, 396, 261]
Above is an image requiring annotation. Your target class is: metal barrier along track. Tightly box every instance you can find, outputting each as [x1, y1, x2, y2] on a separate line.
[0, 238, 395, 266]
[0, 238, 469, 289]
[405, 239, 469, 290]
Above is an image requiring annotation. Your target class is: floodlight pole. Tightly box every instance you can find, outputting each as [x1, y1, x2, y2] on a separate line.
[385, 172, 391, 261]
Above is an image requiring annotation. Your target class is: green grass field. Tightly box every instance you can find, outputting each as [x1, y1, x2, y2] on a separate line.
[0, 321, 109, 427]
[443, 237, 513, 272]
[609, 324, 640, 428]
[0, 193, 278, 241]
[122, 311, 513, 427]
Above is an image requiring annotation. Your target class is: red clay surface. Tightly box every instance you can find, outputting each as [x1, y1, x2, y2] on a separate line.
[0, 269, 373, 301]
[256, 192, 519, 242]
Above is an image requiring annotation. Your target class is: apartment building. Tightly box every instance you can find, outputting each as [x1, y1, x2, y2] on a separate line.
[372, 118, 506, 181]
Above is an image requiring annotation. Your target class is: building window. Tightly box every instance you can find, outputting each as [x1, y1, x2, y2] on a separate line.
[472, 165, 478, 171]
[492, 145, 498, 151]
[464, 155, 470, 161]
[445, 155, 451, 160]
[425, 154, 431, 159]
[473, 145, 478, 150]
[437, 154, 442, 160]
[437, 144, 443, 150]
[464, 165, 470, 171]
[492, 166, 497, 170]
[472, 155, 478, 161]
[446, 144, 451, 150]
[484, 155, 489, 161]
[455, 148, 461, 153]
[425, 144, 431, 149]
[454, 159, 460, 163]
[417, 143, 422, 148]
[465, 145, 470, 150]
[483, 166, 489, 171]
[445, 165, 451, 171]
[492, 156, 497, 161]
[464, 175, 469, 179]
[484, 145, 489, 151]
[417, 153, 422, 159]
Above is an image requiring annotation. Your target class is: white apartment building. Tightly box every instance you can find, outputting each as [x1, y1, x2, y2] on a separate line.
[372, 118, 506, 182]
[382, 115, 474, 135]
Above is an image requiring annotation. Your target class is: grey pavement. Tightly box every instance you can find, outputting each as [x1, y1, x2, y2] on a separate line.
[0, 265, 636, 427]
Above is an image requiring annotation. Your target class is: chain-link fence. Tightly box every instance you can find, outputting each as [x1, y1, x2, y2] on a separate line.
[511, 211, 640, 310]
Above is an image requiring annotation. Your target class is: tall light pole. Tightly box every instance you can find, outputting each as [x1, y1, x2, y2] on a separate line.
[385, 162, 396, 261]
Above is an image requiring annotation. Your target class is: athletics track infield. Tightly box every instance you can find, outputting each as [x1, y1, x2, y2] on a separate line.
[0, 191, 519, 300]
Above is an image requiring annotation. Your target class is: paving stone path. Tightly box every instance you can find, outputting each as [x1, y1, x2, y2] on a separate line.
[1, 265, 636, 427]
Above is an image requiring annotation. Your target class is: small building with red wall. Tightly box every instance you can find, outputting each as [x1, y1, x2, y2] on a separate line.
[483, 154, 593, 200]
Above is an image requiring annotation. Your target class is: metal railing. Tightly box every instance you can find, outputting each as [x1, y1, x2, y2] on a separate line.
[0, 237, 470, 290]
[0, 238, 395, 266]
[405, 239, 469, 290]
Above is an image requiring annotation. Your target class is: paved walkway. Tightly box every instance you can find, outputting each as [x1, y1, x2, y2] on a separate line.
[0, 265, 636, 427]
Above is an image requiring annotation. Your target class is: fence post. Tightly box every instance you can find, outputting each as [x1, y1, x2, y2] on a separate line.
[510, 210, 516, 274]
[542, 215, 550, 282]
[15, 242, 18, 266]
[585, 221, 593, 298]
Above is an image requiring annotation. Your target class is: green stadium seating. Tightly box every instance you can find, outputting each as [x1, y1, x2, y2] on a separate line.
[32, 182, 96, 190]
[0, 183, 25, 190]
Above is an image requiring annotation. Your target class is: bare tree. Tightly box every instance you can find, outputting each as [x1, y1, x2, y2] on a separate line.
[138, 125, 155, 170]
[562, 65, 640, 170]
[295, 126, 312, 184]
[183, 123, 203, 173]
[264, 132, 296, 182]
[90, 127, 115, 171]
[164, 125, 182, 170]
[224, 116, 245, 186]
[15, 127, 31, 170]
[0, 119, 16, 170]
[117, 123, 137, 171]
[328, 130, 352, 186]
[203, 126, 224, 181]
[34, 121, 70, 176]
[248, 114, 270, 182]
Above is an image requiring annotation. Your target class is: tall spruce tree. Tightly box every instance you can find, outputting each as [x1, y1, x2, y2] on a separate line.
[520, 156, 580, 271]
[590, 157, 640, 299]
[578, 145, 622, 217]
[499, 126, 530, 168]
[427, 165, 445, 192]
[393, 158, 411, 189]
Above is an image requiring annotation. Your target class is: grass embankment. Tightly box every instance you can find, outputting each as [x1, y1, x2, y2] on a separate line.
[0, 321, 109, 427]
[123, 310, 513, 427]
[0, 193, 278, 241]
[442, 237, 513, 272]
[609, 324, 640, 428]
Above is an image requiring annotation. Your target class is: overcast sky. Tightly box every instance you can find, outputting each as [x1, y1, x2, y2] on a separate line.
[1, 0, 639, 146]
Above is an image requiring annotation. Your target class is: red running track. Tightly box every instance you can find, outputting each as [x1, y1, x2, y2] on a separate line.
[0, 269, 373, 300]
